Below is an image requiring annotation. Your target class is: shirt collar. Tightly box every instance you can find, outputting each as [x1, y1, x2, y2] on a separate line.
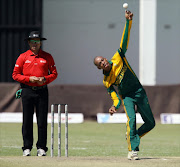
[28, 49, 42, 56]
[103, 60, 113, 76]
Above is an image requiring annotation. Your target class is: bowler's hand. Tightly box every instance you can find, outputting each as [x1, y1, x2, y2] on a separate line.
[109, 106, 116, 116]
[125, 10, 133, 20]
[29, 76, 39, 83]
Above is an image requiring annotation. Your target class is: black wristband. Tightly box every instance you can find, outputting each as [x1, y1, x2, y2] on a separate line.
[43, 77, 46, 82]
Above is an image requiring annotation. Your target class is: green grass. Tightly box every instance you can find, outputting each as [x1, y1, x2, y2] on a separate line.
[0, 121, 180, 167]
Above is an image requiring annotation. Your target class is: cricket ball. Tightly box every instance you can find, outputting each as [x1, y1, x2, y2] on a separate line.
[123, 3, 128, 9]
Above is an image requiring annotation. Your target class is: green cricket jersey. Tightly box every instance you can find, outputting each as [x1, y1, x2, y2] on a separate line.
[103, 19, 142, 109]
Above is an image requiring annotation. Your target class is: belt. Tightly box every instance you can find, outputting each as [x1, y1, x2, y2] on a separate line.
[21, 84, 47, 90]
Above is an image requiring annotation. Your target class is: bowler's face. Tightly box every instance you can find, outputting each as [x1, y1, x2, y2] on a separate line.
[94, 56, 111, 71]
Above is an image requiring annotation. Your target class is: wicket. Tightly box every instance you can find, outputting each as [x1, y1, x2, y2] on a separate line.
[51, 104, 68, 157]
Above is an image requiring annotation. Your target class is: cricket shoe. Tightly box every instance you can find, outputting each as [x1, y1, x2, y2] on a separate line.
[37, 149, 46, 156]
[23, 149, 31, 156]
[128, 151, 140, 160]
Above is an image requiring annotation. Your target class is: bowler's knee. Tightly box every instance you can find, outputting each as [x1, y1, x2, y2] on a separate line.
[149, 119, 156, 130]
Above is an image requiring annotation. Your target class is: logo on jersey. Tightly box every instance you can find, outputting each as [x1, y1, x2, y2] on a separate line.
[15, 64, 19, 67]
[40, 60, 46, 63]
[113, 63, 119, 67]
[25, 60, 31, 63]
[115, 65, 127, 84]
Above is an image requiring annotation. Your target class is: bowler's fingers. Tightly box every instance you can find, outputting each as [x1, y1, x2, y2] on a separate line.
[125, 10, 133, 20]
[109, 107, 116, 116]
[126, 10, 131, 14]
[129, 13, 133, 20]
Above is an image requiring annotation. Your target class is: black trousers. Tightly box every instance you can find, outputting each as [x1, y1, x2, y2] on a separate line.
[21, 86, 48, 152]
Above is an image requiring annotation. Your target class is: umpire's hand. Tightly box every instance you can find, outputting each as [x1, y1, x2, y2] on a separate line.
[29, 76, 39, 83]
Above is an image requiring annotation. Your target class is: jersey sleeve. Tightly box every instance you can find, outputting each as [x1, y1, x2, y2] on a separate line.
[106, 85, 121, 110]
[12, 54, 30, 84]
[44, 54, 58, 84]
[120, 19, 132, 54]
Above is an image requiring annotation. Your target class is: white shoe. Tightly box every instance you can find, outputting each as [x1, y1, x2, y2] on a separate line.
[23, 149, 31, 156]
[128, 151, 140, 160]
[37, 149, 46, 156]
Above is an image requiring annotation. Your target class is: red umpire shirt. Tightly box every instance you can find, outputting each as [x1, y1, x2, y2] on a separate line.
[12, 49, 58, 86]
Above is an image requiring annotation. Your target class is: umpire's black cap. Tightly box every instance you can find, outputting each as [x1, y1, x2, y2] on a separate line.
[24, 31, 47, 41]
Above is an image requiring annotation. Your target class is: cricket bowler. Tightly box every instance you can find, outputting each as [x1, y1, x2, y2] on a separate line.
[94, 10, 155, 160]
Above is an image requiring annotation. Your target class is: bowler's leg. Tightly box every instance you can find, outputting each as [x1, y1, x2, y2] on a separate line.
[122, 97, 140, 151]
[136, 90, 155, 137]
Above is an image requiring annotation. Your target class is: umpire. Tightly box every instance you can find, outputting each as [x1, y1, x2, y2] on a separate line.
[12, 31, 58, 156]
